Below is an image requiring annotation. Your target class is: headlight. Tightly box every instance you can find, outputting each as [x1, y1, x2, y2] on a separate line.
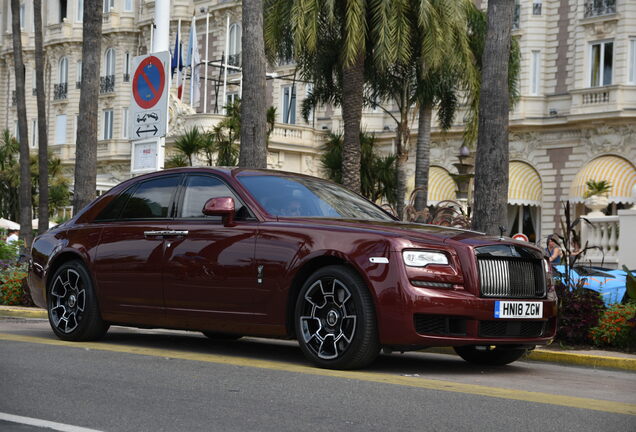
[402, 250, 449, 267]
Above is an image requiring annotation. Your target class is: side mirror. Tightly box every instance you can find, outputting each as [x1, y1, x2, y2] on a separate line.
[202, 197, 236, 226]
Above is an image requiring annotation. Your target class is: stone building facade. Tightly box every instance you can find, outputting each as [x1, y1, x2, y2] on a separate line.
[1, 0, 634, 244]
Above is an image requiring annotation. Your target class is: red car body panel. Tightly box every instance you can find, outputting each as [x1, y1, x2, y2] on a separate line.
[28, 167, 558, 348]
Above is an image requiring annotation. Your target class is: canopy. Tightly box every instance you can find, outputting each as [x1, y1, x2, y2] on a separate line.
[568, 156, 636, 204]
[0, 218, 20, 230]
[508, 161, 542, 207]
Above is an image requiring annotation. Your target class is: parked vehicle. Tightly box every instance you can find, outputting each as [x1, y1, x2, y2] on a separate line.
[553, 265, 628, 306]
[28, 168, 557, 369]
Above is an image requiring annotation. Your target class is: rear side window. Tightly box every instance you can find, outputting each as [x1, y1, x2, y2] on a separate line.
[179, 175, 250, 220]
[118, 176, 180, 219]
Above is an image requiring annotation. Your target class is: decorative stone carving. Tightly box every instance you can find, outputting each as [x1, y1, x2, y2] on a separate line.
[584, 125, 632, 154]
[168, 92, 196, 136]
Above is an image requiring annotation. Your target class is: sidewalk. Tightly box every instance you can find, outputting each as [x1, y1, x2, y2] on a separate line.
[2, 305, 635, 372]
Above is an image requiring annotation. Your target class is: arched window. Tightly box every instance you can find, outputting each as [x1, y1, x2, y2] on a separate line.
[58, 57, 68, 83]
[228, 23, 241, 66]
[104, 48, 116, 76]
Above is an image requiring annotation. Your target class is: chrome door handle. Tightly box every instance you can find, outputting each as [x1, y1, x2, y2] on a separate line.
[165, 230, 188, 236]
[143, 230, 188, 237]
[144, 230, 167, 236]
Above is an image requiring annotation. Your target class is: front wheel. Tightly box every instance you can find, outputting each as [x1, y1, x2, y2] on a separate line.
[295, 265, 379, 369]
[47, 260, 109, 341]
[453, 345, 528, 366]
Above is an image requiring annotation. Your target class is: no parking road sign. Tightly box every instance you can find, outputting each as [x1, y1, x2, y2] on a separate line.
[129, 52, 170, 139]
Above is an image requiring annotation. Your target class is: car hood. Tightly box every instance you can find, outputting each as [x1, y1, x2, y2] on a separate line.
[277, 217, 537, 251]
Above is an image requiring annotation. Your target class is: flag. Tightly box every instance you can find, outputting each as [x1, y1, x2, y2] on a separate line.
[171, 29, 184, 99]
[186, 16, 201, 106]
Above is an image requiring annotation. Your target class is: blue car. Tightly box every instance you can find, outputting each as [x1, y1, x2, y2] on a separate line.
[553, 265, 628, 306]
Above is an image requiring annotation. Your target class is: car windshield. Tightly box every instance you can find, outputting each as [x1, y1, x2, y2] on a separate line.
[238, 175, 394, 221]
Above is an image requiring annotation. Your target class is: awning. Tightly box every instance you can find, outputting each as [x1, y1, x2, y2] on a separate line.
[569, 156, 636, 204]
[405, 166, 457, 205]
[508, 161, 542, 207]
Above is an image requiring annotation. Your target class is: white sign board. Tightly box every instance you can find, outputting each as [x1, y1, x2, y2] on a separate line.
[129, 51, 170, 140]
[131, 138, 165, 174]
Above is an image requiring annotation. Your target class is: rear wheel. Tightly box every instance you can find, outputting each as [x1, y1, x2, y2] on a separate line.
[47, 260, 109, 341]
[295, 265, 379, 369]
[453, 345, 528, 366]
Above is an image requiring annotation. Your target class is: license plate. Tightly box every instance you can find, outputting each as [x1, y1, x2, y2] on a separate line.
[494, 301, 543, 319]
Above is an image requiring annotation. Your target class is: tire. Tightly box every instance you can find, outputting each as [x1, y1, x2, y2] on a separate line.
[453, 345, 528, 366]
[295, 265, 380, 369]
[202, 331, 242, 341]
[47, 260, 109, 341]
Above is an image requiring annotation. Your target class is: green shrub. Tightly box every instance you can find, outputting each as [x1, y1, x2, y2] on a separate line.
[0, 241, 19, 261]
[555, 281, 606, 345]
[589, 303, 636, 350]
[0, 263, 31, 306]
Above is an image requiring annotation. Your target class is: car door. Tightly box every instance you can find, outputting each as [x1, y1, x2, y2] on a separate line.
[162, 174, 266, 331]
[93, 174, 181, 326]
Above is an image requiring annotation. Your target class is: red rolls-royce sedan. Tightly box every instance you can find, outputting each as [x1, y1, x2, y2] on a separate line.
[28, 168, 557, 369]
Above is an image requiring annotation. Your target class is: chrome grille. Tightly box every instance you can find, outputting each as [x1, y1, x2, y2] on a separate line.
[478, 258, 546, 299]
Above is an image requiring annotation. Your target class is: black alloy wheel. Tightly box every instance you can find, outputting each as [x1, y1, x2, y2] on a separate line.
[47, 260, 109, 341]
[295, 265, 379, 369]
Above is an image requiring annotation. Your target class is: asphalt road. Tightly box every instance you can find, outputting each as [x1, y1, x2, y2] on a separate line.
[1, 317, 634, 432]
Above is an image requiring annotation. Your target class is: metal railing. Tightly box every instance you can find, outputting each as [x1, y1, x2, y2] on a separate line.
[100, 75, 115, 93]
[584, 0, 616, 18]
[53, 83, 68, 100]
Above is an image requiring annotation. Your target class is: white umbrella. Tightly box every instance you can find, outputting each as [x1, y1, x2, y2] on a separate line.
[32, 218, 57, 229]
[0, 218, 20, 230]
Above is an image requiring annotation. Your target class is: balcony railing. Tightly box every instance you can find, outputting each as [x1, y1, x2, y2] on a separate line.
[580, 215, 619, 267]
[53, 83, 68, 100]
[584, 0, 616, 18]
[582, 88, 611, 104]
[100, 75, 115, 94]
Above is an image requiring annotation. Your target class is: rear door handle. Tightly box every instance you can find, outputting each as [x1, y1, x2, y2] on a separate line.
[143, 230, 188, 237]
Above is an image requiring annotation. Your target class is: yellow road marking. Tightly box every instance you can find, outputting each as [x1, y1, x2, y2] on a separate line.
[1, 332, 635, 416]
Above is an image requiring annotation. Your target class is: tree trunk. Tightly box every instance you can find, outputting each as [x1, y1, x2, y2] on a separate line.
[239, 0, 267, 168]
[341, 51, 364, 194]
[34, 0, 48, 232]
[10, 0, 33, 249]
[471, 0, 514, 236]
[414, 104, 432, 221]
[73, 0, 102, 214]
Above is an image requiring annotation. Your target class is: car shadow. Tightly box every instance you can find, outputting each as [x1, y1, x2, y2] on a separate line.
[93, 327, 527, 377]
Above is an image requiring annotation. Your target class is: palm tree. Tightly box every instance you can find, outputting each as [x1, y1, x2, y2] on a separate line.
[320, 132, 397, 208]
[73, 0, 102, 214]
[471, 0, 516, 235]
[10, 0, 33, 248]
[265, 0, 408, 194]
[34, 0, 49, 233]
[0, 130, 20, 221]
[239, 0, 268, 168]
[174, 127, 204, 166]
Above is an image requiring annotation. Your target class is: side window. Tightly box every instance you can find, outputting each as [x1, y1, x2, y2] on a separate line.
[119, 176, 180, 219]
[179, 175, 249, 220]
[95, 185, 137, 221]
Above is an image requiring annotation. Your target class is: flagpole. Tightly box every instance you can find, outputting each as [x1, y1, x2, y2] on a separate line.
[203, 10, 210, 114]
[222, 14, 230, 114]
[176, 19, 182, 97]
[190, 15, 194, 108]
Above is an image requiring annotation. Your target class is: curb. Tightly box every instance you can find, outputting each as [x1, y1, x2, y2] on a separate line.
[424, 346, 636, 372]
[2, 307, 635, 372]
[0, 306, 47, 319]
